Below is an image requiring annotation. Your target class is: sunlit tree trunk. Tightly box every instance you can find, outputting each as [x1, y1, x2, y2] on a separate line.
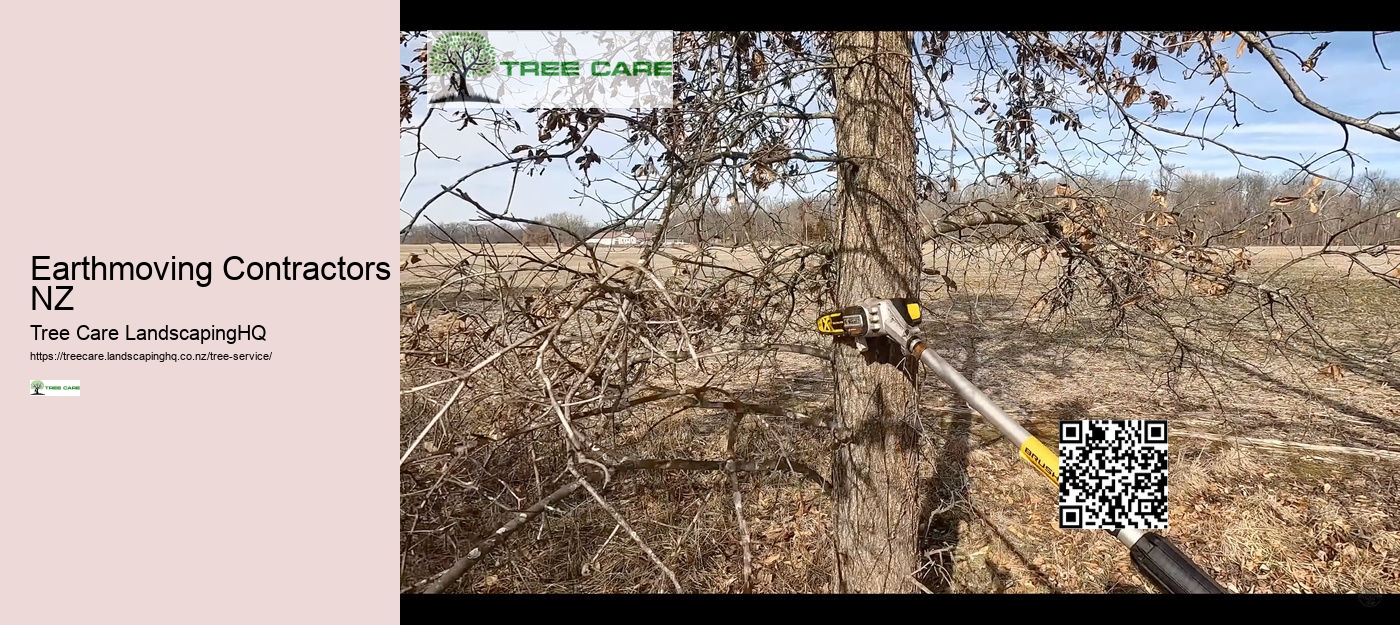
[829, 30, 923, 594]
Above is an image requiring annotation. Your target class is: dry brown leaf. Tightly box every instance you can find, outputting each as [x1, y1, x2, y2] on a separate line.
[1123, 84, 1143, 108]
[1210, 54, 1230, 84]
[1151, 188, 1168, 209]
[1237, 38, 1248, 58]
[1271, 196, 1301, 206]
[1308, 198, 1319, 214]
[1305, 175, 1324, 196]
[1190, 277, 1226, 295]
[1318, 363, 1344, 381]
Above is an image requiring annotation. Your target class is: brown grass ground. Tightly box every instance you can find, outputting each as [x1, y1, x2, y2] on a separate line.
[400, 243, 1400, 594]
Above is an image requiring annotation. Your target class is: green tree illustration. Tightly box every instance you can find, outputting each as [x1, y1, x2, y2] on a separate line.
[31, 380, 44, 395]
[428, 32, 499, 104]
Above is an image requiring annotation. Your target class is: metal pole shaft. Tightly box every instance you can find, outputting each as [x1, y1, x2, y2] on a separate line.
[911, 339, 1032, 445]
[909, 337, 1146, 549]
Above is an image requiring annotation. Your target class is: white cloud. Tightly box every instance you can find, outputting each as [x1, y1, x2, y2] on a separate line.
[1220, 121, 1341, 136]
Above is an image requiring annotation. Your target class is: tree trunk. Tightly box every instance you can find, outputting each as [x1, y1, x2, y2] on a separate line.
[829, 31, 923, 594]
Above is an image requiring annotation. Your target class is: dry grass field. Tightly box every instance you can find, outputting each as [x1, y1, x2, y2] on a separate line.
[400, 242, 1400, 594]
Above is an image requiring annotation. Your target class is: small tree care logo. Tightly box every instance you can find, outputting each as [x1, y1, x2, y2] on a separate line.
[428, 31, 501, 105]
[29, 379, 80, 396]
[415, 31, 673, 108]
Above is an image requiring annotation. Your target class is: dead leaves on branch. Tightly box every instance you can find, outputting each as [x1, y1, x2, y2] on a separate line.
[534, 109, 599, 146]
[1159, 31, 1232, 60]
[1188, 274, 1228, 296]
[1264, 210, 1294, 232]
[742, 163, 779, 190]
[1047, 109, 1085, 132]
[1209, 54, 1230, 85]
[577, 148, 604, 173]
[924, 267, 959, 293]
[1151, 188, 1169, 209]
[1024, 182, 1252, 327]
[400, 80, 416, 124]
[1145, 211, 1177, 228]
[1301, 41, 1331, 75]
[1270, 176, 1328, 216]
[1122, 84, 1144, 108]
[1140, 189, 1181, 231]
[750, 49, 767, 81]
[1051, 184, 1106, 253]
[739, 141, 792, 191]
[1053, 183, 1079, 211]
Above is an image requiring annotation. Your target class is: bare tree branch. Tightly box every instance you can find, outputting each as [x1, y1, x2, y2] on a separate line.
[1239, 31, 1400, 142]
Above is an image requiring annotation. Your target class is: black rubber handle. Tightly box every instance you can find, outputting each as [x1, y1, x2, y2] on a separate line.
[1129, 532, 1227, 594]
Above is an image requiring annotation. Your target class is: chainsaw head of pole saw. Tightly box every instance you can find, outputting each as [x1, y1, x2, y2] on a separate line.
[816, 297, 923, 354]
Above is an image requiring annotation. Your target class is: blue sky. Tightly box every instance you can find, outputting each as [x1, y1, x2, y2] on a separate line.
[400, 32, 1400, 227]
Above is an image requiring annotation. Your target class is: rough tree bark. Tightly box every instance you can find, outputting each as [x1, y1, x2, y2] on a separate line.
[829, 31, 923, 594]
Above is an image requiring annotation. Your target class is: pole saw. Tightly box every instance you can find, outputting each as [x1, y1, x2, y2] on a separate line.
[817, 297, 1226, 594]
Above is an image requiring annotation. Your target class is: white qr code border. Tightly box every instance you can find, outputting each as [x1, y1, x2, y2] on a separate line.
[1058, 419, 1169, 531]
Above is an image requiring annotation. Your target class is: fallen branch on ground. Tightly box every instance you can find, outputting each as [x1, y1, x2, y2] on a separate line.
[1172, 431, 1400, 462]
[412, 455, 831, 593]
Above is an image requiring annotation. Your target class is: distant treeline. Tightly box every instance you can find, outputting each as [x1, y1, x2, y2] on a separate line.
[1000, 171, 1400, 248]
[403, 172, 1400, 247]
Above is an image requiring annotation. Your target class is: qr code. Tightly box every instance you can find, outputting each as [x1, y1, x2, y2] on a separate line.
[1058, 420, 1168, 530]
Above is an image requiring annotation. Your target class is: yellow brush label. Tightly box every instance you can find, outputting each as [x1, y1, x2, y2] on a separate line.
[906, 303, 921, 322]
[1018, 437, 1059, 487]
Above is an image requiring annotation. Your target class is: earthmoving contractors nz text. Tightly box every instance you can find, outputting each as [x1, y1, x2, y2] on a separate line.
[27, 255, 392, 341]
